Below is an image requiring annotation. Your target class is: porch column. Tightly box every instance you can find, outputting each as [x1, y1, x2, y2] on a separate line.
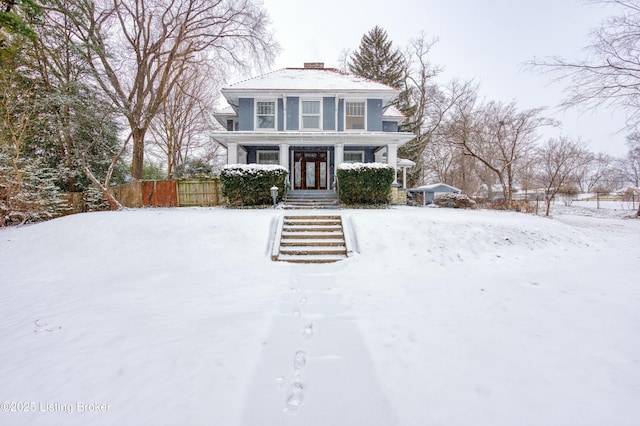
[279, 143, 289, 168]
[387, 143, 398, 184]
[279, 143, 290, 189]
[227, 143, 238, 164]
[335, 143, 344, 165]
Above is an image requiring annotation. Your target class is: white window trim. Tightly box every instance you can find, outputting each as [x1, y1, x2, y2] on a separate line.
[254, 99, 278, 131]
[344, 99, 367, 132]
[343, 151, 365, 163]
[299, 98, 323, 131]
[257, 150, 280, 165]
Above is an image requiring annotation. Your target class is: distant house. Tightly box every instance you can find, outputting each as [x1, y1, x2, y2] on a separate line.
[211, 63, 414, 192]
[408, 183, 461, 206]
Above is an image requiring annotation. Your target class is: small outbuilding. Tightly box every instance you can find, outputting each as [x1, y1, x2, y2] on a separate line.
[408, 183, 462, 206]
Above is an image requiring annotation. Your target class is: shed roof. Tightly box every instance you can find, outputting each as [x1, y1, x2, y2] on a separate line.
[410, 183, 462, 193]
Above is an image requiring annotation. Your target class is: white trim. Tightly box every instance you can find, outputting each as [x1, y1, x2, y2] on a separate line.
[344, 100, 367, 132]
[254, 99, 278, 131]
[211, 131, 415, 148]
[299, 98, 322, 131]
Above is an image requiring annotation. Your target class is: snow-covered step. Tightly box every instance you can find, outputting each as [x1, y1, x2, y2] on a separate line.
[283, 191, 340, 210]
[276, 254, 348, 263]
[281, 231, 344, 239]
[284, 219, 341, 226]
[280, 239, 346, 246]
[279, 246, 347, 256]
[273, 214, 350, 263]
[283, 225, 342, 232]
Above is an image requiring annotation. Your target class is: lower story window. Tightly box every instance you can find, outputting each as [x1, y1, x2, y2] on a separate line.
[344, 151, 364, 163]
[257, 151, 279, 165]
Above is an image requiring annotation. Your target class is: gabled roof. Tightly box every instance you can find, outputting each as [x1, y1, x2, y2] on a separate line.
[410, 183, 462, 193]
[221, 68, 399, 106]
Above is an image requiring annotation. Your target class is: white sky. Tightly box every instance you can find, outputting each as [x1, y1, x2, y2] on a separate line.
[257, 0, 629, 156]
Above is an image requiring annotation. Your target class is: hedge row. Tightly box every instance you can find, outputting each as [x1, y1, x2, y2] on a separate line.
[220, 164, 288, 206]
[337, 162, 395, 205]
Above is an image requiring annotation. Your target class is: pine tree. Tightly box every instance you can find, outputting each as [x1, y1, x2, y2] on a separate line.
[348, 26, 405, 89]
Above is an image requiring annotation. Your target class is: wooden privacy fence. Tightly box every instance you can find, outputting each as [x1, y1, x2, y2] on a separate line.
[177, 180, 222, 206]
[110, 179, 223, 208]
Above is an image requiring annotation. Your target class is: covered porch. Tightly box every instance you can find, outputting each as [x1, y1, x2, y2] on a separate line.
[212, 132, 414, 190]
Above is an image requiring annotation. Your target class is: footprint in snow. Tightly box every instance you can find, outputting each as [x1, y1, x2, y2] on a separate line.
[285, 381, 304, 411]
[293, 350, 306, 370]
[34, 319, 62, 333]
[302, 322, 314, 340]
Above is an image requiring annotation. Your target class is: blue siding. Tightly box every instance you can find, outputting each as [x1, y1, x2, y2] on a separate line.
[323, 97, 335, 130]
[367, 99, 383, 131]
[238, 98, 254, 131]
[383, 121, 399, 132]
[278, 98, 284, 131]
[286, 97, 299, 130]
[337, 99, 344, 131]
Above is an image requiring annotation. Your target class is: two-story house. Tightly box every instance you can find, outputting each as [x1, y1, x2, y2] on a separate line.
[212, 63, 414, 191]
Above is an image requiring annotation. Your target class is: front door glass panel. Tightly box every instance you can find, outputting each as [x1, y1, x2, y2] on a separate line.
[293, 151, 328, 190]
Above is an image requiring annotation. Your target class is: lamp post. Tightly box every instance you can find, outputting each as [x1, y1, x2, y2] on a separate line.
[270, 186, 278, 209]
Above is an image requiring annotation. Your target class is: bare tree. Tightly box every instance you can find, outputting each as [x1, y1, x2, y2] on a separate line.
[578, 152, 619, 192]
[530, 0, 640, 129]
[148, 65, 218, 178]
[67, 0, 277, 179]
[621, 132, 640, 186]
[449, 100, 554, 208]
[535, 136, 593, 216]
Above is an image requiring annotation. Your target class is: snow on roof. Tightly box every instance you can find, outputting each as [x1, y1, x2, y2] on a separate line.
[214, 105, 236, 115]
[411, 183, 462, 192]
[224, 68, 399, 93]
[383, 105, 404, 119]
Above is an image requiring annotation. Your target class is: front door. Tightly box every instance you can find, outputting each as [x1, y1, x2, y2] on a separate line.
[293, 151, 328, 190]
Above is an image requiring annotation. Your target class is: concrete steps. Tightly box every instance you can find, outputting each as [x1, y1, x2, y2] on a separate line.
[283, 190, 339, 210]
[272, 215, 349, 263]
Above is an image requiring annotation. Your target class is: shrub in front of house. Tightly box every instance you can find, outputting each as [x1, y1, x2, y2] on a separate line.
[433, 192, 477, 209]
[221, 164, 288, 206]
[337, 162, 395, 205]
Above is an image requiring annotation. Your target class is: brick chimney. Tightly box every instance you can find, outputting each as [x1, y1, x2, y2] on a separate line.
[304, 62, 324, 69]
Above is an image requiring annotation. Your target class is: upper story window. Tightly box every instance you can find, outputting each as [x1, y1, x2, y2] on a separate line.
[345, 101, 365, 130]
[256, 100, 276, 130]
[301, 100, 321, 130]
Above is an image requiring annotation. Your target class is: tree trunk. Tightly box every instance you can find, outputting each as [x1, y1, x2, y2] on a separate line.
[131, 128, 145, 180]
[545, 197, 552, 216]
[82, 164, 122, 210]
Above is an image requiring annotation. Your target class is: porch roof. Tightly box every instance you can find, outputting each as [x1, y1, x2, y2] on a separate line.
[210, 131, 415, 147]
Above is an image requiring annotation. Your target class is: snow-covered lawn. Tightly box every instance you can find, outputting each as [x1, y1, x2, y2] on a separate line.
[1, 204, 639, 426]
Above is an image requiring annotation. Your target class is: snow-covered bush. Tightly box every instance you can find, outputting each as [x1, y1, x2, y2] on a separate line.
[337, 162, 394, 205]
[433, 192, 477, 209]
[221, 164, 288, 206]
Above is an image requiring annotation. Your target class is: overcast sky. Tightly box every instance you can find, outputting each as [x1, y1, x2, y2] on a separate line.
[253, 0, 628, 156]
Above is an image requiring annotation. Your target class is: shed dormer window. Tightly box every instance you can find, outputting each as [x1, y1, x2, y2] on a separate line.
[345, 101, 365, 130]
[256, 101, 276, 130]
[301, 100, 321, 130]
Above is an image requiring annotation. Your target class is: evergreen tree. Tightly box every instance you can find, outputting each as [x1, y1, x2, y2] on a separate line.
[348, 26, 405, 89]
